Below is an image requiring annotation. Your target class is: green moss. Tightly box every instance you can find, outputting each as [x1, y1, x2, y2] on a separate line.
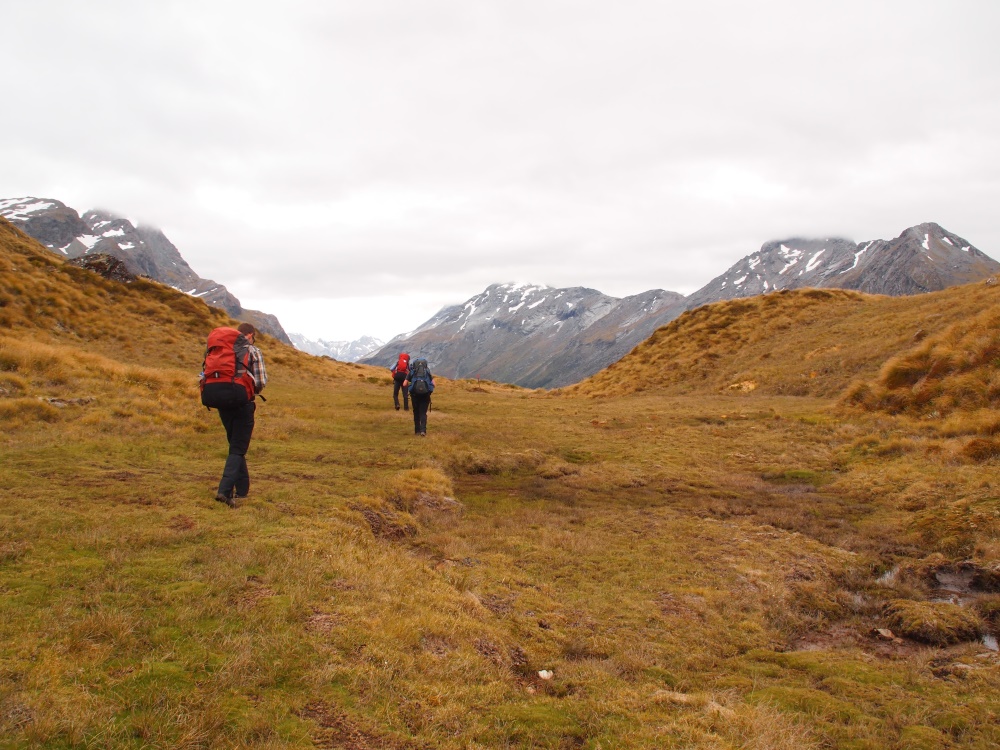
[491, 702, 586, 746]
[886, 599, 983, 645]
[752, 685, 864, 723]
[763, 468, 829, 486]
[899, 724, 951, 749]
[642, 666, 678, 686]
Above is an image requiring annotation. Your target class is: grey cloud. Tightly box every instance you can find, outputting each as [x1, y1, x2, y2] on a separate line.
[2, 1, 999, 340]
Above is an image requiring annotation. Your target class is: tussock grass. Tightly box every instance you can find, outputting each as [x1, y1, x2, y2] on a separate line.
[563, 282, 1000, 400]
[2, 220, 1000, 748]
[886, 600, 984, 645]
[844, 300, 1000, 419]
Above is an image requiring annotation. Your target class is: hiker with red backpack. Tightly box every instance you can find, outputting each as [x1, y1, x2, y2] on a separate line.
[200, 323, 268, 508]
[390, 352, 410, 411]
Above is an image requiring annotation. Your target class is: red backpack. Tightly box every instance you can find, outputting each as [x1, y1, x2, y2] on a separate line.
[200, 327, 255, 408]
[394, 353, 410, 375]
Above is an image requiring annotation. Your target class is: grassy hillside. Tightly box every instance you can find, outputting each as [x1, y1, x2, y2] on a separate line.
[562, 284, 1000, 399]
[1, 217, 998, 748]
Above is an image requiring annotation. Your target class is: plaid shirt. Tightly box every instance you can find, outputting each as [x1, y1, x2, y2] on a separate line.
[247, 344, 268, 394]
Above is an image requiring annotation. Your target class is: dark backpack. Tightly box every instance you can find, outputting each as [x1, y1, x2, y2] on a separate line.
[200, 327, 255, 409]
[409, 358, 432, 395]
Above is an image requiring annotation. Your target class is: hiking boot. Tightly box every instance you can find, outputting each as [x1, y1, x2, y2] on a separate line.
[395, 405, 400, 411]
[215, 492, 236, 508]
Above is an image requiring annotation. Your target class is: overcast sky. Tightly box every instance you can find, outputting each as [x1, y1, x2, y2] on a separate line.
[2, 1, 998, 342]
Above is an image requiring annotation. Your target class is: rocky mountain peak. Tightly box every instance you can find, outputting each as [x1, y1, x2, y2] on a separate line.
[686, 223, 999, 309]
[0, 196, 290, 343]
[0, 197, 88, 250]
[288, 333, 385, 362]
[363, 282, 686, 388]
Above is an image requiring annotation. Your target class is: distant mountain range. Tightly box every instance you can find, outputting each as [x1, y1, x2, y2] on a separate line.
[288, 333, 384, 362]
[362, 283, 685, 387]
[5, 196, 995, 386]
[0, 197, 291, 343]
[363, 222, 999, 388]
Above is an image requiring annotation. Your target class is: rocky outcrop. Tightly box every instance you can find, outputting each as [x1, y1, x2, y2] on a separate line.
[0, 197, 290, 343]
[67, 253, 137, 283]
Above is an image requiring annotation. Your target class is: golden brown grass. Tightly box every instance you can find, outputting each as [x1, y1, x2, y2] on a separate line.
[562, 283, 1000, 400]
[844, 300, 1000, 420]
[1, 219, 999, 748]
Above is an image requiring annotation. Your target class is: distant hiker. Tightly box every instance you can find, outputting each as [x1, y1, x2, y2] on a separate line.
[199, 322, 268, 508]
[390, 352, 410, 411]
[405, 357, 434, 436]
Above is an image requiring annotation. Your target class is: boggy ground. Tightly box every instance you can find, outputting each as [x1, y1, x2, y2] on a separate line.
[1, 351, 998, 748]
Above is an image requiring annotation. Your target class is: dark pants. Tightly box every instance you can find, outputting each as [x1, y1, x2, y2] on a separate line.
[393, 372, 409, 410]
[217, 400, 256, 498]
[411, 393, 430, 434]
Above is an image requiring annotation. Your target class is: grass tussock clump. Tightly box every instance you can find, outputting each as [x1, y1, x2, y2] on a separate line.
[451, 448, 546, 476]
[0, 371, 29, 396]
[975, 594, 1000, 624]
[349, 495, 419, 540]
[0, 397, 62, 426]
[910, 498, 1000, 558]
[960, 437, 1000, 462]
[885, 599, 984, 645]
[380, 467, 458, 514]
[843, 299, 1000, 419]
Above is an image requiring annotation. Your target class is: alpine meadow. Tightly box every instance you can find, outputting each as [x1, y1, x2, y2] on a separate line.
[2, 215, 999, 748]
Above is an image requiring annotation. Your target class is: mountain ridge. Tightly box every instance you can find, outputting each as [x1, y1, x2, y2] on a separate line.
[364, 222, 998, 387]
[5, 195, 996, 387]
[0, 197, 291, 343]
[362, 282, 686, 388]
[288, 333, 385, 362]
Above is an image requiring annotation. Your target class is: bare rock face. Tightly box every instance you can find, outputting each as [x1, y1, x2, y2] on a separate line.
[686, 223, 999, 310]
[0, 197, 290, 343]
[835, 223, 999, 296]
[0, 198, 89, 249]
[362, 283, 686, 388]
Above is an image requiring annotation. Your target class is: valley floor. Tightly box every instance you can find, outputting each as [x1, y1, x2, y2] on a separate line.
[1, 370, 998, 748]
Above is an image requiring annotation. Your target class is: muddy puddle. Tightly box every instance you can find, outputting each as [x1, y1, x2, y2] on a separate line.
[931, 568, 978, 604]
[879, 563, 998, 652]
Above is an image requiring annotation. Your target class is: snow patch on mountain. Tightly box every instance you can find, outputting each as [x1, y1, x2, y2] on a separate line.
[289, 333, 385, 362]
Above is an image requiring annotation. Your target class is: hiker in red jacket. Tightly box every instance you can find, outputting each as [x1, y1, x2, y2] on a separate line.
[390, 352, 410, 411]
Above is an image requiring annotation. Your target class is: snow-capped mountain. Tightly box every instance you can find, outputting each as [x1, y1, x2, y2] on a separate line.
[684, 222, 998, 309]
[362, 282, 686, 388]
[289, 333, 384, 362]
[365, 223, 997, 388]
[7, 198, 995, 389]
[0, 197, 290, 343]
